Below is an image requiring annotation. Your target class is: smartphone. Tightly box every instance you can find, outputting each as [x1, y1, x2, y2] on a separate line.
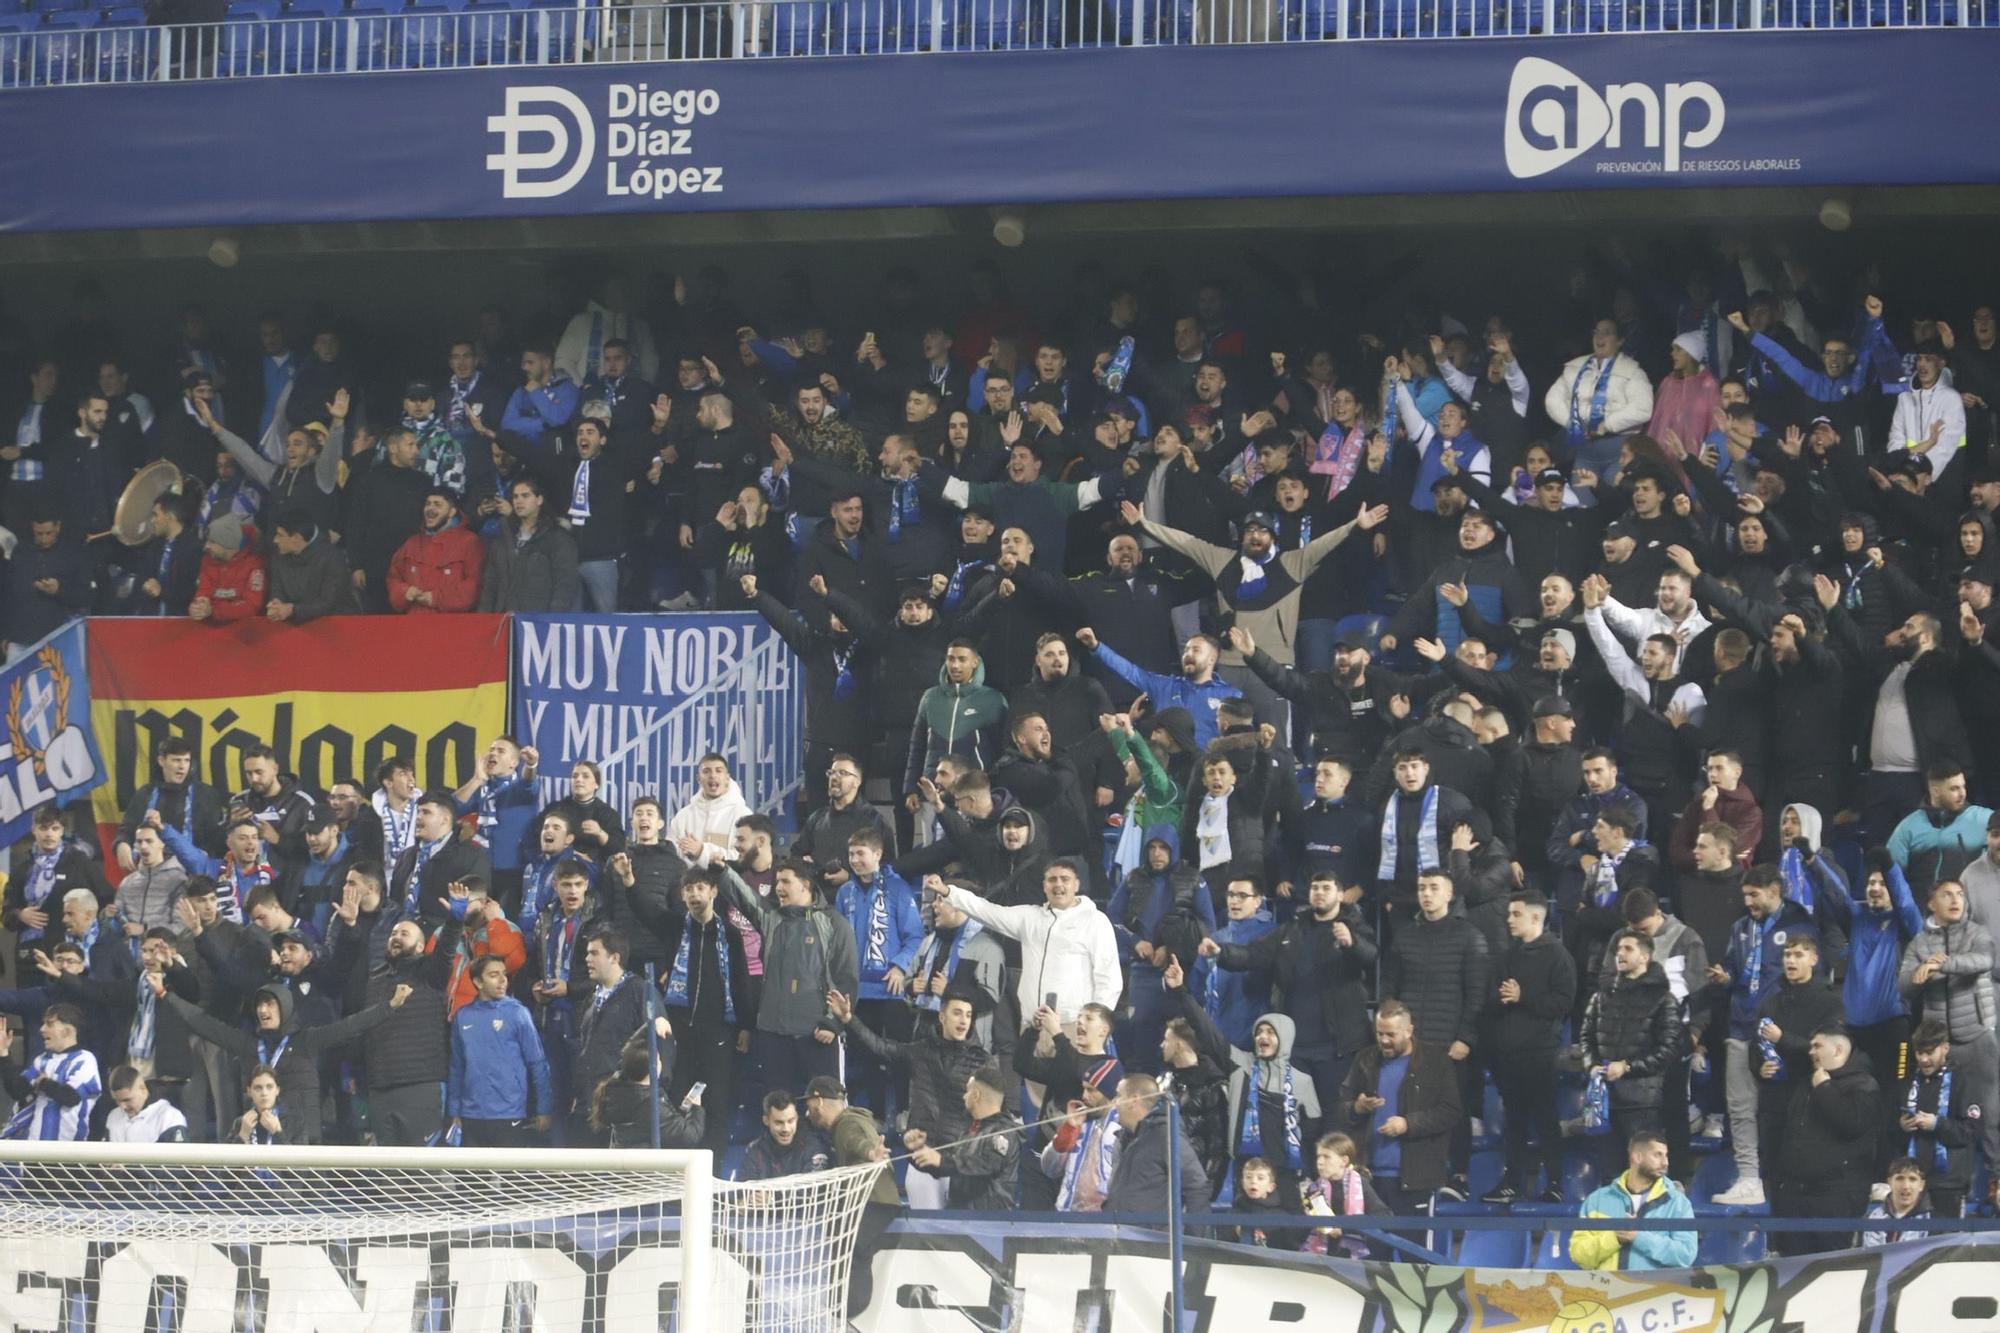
[1044, 992, 1058, 1011]
[683, 1081, 707, 1108]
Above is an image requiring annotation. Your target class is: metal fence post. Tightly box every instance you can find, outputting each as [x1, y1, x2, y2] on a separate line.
[644, 963, 663, 1149]
[1166, 1097, 1185, 1330]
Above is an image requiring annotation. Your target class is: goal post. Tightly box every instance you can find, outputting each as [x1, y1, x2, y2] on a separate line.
[0, 1141, 880, 1332]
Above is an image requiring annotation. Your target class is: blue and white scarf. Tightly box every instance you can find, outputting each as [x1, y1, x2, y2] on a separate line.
[447, 372, 482, 433]
[404, 836, 448, 917]
[1779, 845, 1816, 913]
[1235, 549, 1275, 601]
[146, 785, 197, 839]
[128, 972, 159, 1063]
[1055, 1115, 1120, 1211]
[831, 641, 859, 700]
[1566, 356, 1618, 446]
[913, 921, 983, 1014]
[1590, 839, 1647, 909]
[858, 876, 890, 970]
[591, 973, 626, 1015]
[939, 558, 985, 613]
[1239, 1059, 1302, 1172]
[665, 916, 736, 1025]
[20, 848, 60, 943]
[568, 458, 593, 525]
[1908, 1069, 1952, 1170]
[1376, 787, 1441, 881]
[888, 478, 921, 545]
[1745, 915, 1776, 999]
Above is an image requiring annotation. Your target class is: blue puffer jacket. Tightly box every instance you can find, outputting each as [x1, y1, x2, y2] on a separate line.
[835, 866, 923, 1002]
[448, 995, 555, 1120]
[1824, 860, 1925, 1028]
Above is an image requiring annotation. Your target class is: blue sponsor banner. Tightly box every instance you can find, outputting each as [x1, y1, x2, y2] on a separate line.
[0, 620, 105, 842]
[1, 30, 1998, 233]
[511, 612, 803, 822]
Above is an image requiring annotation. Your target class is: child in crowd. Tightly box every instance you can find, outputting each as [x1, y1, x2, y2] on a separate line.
[1302, 1131, 1389, 1258]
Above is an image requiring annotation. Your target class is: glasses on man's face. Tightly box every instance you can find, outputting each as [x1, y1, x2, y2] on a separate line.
[827, 769, 859, 782]
[1225, 891, 1255, 901]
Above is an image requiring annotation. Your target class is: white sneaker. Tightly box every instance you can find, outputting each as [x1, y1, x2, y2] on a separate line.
[1712, 1178, 1765, 1206]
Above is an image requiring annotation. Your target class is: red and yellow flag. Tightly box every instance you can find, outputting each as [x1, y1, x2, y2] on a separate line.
[87, 615, 509, 855]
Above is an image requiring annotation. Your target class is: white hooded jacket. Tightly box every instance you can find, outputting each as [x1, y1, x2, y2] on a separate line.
[943, 877, 1122, 1025]
[666, 778, 753, 868]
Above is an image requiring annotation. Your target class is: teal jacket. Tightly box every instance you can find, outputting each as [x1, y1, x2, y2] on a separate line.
[1570, 1171, 1696, 1271]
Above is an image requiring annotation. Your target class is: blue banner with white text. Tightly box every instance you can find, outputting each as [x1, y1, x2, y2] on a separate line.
[1, 31, 1998, 233]
[0, 620, 105, 845]
[511, 612, 803, 824]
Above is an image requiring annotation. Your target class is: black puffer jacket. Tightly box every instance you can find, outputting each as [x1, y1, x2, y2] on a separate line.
[1484, 929, 1578, 1059]
[357, 915, 461, 1093]
[601, 841, 686, 975]
[1579, 961, 1681, 1108]
[844, 1014, 990, 1147]
[1164, 1052, 1233, 1195]
[1384, 906, 1491, 1050]
[1215, 903, 1378, 1056]
[1776, 1058, 1884, 1193]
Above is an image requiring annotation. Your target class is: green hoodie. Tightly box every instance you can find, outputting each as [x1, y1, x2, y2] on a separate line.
[908, 655, 1009, 790]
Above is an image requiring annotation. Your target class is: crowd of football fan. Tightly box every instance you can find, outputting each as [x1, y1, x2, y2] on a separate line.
[3, 243, 1999, 1272]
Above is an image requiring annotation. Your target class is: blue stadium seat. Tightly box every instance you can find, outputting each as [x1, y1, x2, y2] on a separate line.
[460, 0, 522, 61]
[95, 6, 151, 81]
[343, 1, 395, 69]
[403, 0, 461, 66]
[218, 0, 279, 74]
[1695, 1222, 1765, 1266]
[30, 0, 96, 12]
[0, 10, 39, 88]
[278, 0, 341, 71]
[767, 0, 832, 51]
[1561, 1155, 1599, 1202]
[1531, 1224, 1579, 1269]
[950, 0, 1022, 45]
[1689, 1148, 1738, 1202]
[831, 0, 920, 52]
[527, 0, 579, 64]
[38, 8, 94, 83]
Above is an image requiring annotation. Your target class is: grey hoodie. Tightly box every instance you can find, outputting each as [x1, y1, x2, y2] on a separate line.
[1960, 849, 2000, 977]
[1221, 1010, 1322, 1159]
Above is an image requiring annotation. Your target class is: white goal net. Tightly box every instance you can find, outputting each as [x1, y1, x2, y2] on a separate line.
[0, 1142, 881, 1333]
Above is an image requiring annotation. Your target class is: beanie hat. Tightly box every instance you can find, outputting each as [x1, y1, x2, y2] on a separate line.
[208, 513, 246, 555]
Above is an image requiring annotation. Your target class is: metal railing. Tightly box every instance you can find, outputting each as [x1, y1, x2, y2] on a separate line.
[1, 0, 1994, 90]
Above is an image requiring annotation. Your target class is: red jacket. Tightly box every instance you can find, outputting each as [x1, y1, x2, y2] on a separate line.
[443, 916, 528, 1015]
[386, 522, 484, 614]
[194, 543, 268, 623]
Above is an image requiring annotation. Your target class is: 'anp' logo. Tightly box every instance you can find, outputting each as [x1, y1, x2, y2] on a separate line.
[486, 86, 596, 199]
[1504, 56, 1724, 179]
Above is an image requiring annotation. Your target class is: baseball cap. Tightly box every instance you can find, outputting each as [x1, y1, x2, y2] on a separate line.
[1081, 1058, 1125, 1094]
[303, 806, 337, 835]
[1603, 519, 1636, 543]
[1535, 467, 1567, 487]
[1241, 511, 1277, 533]
[404, 381, 436, 401]
[1808, 414, 1835, 430]
[803, 1076, 846, 1101]
[1532, 694, 1575, 719]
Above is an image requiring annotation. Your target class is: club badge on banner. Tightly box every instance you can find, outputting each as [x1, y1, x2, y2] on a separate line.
[0, 621, 104, 843]
[512, 613, 803, 821]
[86, 615, 508, 853]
